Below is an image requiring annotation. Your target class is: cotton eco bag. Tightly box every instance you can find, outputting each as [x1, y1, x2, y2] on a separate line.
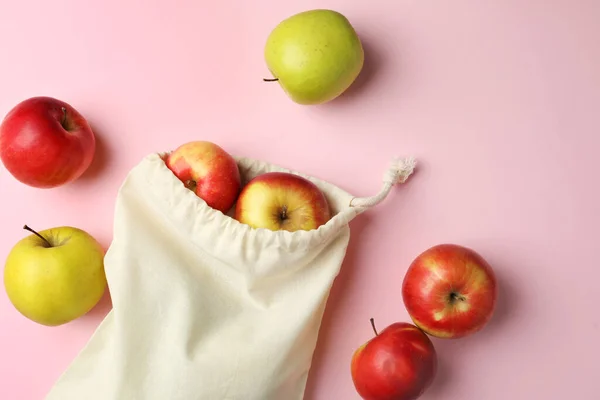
[45, 152, 416, 400]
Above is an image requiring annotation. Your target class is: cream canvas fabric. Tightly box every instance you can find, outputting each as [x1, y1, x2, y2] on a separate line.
[45, 152, 416, 400]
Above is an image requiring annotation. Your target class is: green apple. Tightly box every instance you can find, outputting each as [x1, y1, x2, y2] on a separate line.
[3, 225, 106, 326]
[264, 9, 364, 105]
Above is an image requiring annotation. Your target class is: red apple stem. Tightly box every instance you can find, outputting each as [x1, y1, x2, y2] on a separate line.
[370, 318, 378, 336]
[23, 225, 52, 247]
[263, 78, 279, 82]
[450, 292, 467, 303]
[61, 107, 67, 126]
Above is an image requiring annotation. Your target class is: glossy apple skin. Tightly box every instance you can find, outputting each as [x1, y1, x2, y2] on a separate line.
[351, 321, 438, 400]
[166, 141, 241, 214]
[402, 244, 498, 339]
[0, 96, 96, 188]
[234, 172, 330, 231]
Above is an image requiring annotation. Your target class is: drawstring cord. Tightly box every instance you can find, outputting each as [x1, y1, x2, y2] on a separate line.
[349, 157, 417, 208]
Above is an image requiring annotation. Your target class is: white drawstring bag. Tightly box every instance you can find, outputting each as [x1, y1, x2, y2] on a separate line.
[45, 152, 416, 400]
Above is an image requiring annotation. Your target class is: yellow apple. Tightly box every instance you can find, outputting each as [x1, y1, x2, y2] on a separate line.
[234, 172, 331, 232]
[3, 225, 106, 326]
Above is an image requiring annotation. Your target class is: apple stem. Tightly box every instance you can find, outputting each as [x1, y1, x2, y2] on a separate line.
[61, 107, 67, 126]
[450, 292, 466, 303]
[370, 318, 378, 336]
[263, 78, 279, 82]
[23, 225, 52, 247]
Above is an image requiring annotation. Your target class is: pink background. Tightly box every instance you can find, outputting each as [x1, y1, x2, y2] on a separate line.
[0, 0, 598, 399]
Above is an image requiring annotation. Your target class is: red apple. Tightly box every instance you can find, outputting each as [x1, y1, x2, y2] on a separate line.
[234, 172, 330, 231]
[351, 319, 438, 400]
[0, 96, 96, 188]
[166, 140, 241, 214]
[402, 244, 498, 339]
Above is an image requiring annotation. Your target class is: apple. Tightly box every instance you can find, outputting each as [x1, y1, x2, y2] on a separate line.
[165, 141, 241, 214]
[264, 9, 364, 105]
[234, 172, 330, 231]
[351, 318, 438, 400]
[0, 96, 96, 188]
[3, 225, 106, 326]
[402, 244, 498, 339]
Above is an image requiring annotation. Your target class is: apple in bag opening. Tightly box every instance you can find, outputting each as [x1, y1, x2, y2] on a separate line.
[166, 141, 241, 214]
[234, 171, 331, 232]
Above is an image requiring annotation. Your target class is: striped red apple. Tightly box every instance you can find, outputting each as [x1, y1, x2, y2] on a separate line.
[166, 141, 241, 214]
[402, 244, 498, 339]
[351, 319, 438, 400]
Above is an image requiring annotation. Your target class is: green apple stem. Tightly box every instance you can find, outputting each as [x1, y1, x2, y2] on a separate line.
[370, 318, 378, 336]
[263, 78, 279, 82]
[23, 225, 52, 248]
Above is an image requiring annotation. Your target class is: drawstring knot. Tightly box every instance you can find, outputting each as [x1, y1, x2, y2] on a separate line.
[350, 157, 416, 209]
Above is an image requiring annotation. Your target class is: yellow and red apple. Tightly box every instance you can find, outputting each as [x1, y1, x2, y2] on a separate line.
[0, 96, 96, 188]
[166, 141, 241, 214]
[234, 172, 330, 232]
[351, 319, 438, 400]
[402, 244, 498, 339]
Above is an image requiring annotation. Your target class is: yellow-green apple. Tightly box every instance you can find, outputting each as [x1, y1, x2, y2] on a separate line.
[0, 96, 96, 188]
[3, 225, 106, 326]
[264, 9, 364, 105]
[351, 319, 438, 400]
[234, 172, 330, 231]
[402, 244, 498, 339]
[165, 141, 241, 214]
